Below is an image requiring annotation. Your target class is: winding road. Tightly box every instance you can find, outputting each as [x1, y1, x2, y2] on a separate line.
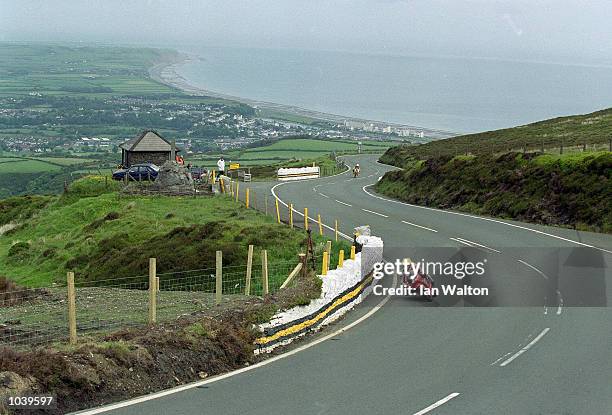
[77, 154, 612, 415]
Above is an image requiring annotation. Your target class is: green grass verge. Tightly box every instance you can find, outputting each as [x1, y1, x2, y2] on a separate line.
[376, 151, 612, 233]
[0, 175, 348, 287]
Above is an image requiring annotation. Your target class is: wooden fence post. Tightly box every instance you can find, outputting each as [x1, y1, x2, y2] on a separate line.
[245, 245, 253, 295]
[289, 203, 294, 228]
[280, 262, 303, 289]
[148, 258, 157, 325]
[67, 272, 77, 345]
[265, 195, 268, 215]
[350, 245, 356, 260]
[253, 191, 257, 210]
[338, 250, 344, 268]
[326, 240, 332, 257]
[299, 253, 307, 278]
[335, 219, 338, 242]
[317, 214, 323, 236]
[304, 208, 309, 230]
[246, 188, 250, 208]
[156, 276, 160, 292]
[215, 251, 222, 304]
[235, 182, 240, 202]
[275, 198, 281, 223]
[322, 251, 328, 275]
[261, 250, 269, 295]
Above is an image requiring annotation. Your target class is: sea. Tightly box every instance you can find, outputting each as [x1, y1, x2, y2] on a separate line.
[175, 46, 612, 133]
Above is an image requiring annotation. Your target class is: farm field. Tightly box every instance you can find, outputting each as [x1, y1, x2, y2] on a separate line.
[0, 44, 177, 98]
[0, 158, 63, 173]
[189, 137, 393, 167]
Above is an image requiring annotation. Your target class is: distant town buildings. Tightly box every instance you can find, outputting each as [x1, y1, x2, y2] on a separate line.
[342, 120, 425, 139]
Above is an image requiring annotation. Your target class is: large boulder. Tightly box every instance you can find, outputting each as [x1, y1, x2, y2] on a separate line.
[152, 161, 194, 194]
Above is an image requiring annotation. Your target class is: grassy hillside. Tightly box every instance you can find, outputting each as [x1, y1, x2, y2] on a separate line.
[0, 176, 345, 287]
[376, 151, 612, 233]
[380, 108, 612, 165]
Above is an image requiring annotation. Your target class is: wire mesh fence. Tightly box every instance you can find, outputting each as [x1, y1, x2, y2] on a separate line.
[0, 257, 304, 348]
[3, 158, 351, 349]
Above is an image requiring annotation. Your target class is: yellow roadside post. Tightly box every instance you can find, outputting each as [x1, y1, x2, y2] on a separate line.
[317, 214, 323, 236]
[338, 250, 344, 268]
[304, 208, 309, 230]
[321, 251, 328, 275]
[211, 170, 216, 184]
[275, 198, 281, 223]
[334, 219, 338, 242]
[350, 245, 356, 260]
[289, 204, 294, 228]
[246, 188, 250, 208]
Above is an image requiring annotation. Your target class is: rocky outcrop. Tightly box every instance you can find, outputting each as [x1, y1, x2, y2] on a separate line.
[151, 161, 194, 194]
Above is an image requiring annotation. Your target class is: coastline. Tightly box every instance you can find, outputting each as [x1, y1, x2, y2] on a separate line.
[148, 51, 457, 139]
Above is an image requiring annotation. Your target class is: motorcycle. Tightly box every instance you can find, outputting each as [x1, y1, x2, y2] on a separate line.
[402, 262, 436, 302]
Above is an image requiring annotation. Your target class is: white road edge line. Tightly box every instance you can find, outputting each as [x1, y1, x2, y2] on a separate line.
[556, 290, 563, 315]
[517, 259, 549, 280]
[401, 220, 438, 233]
[335, 199, 352, 207]
[453, 237, 501, 253]
[319, 193, 330, 198]
[361, 208, 388, 218]
[361, 184, 612, 255]
[412, 393, 461, 415]
[499, 327, 550, 367]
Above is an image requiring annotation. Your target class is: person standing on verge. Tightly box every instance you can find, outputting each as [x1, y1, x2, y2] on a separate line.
[217, 157, 225, 176]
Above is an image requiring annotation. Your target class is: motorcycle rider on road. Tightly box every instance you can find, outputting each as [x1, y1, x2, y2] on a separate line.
[353, 163, 361, 178]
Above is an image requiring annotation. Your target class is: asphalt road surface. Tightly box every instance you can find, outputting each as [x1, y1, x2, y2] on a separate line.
[78, 154, 612, 415]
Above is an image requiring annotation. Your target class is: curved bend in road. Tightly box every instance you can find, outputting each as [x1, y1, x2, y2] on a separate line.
[78, 155, 612, 415]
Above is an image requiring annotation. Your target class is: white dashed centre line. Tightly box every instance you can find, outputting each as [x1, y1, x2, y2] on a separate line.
[401, 220, 438, 233]
[499, 327, 550, 367]
[412, 393, 461, 415]
[361, 208, 388, 218]
[517, 259, 549, 280]
[449, 237, 473, 247]
[453, 237, 501, 253]
[335, 199, 352, 207]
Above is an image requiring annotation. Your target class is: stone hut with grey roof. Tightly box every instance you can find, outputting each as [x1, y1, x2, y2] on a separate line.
[119, 130, 180, 167]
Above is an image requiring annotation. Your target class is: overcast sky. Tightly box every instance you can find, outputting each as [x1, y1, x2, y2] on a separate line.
[2, 0, 611, 64]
